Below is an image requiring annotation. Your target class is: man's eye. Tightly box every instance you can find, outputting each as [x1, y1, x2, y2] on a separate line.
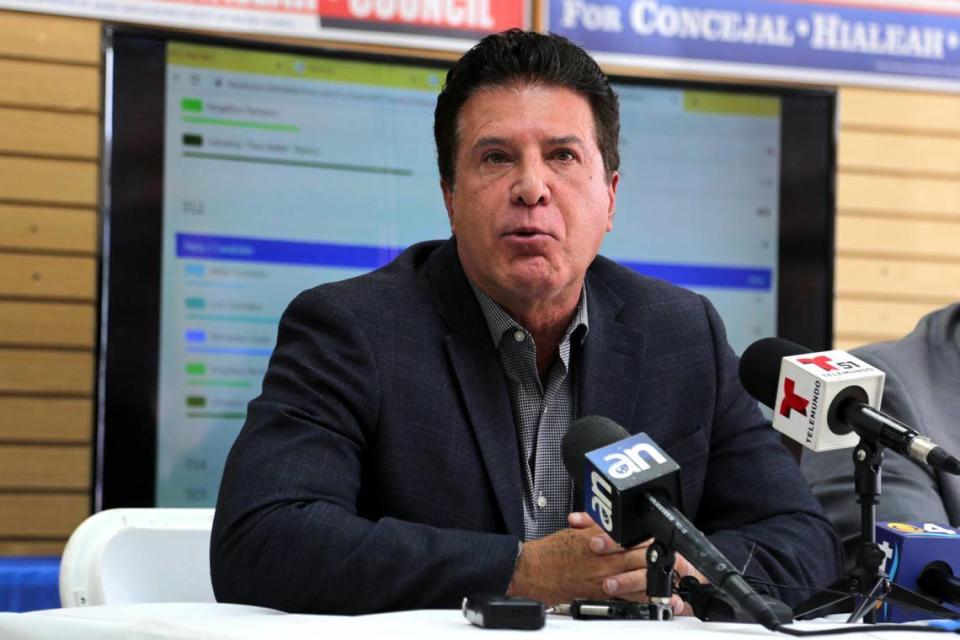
[552, 149, 576, 161]
[483, 152, 508, 164]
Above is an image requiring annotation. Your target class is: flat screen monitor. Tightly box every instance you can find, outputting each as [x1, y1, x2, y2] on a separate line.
[97, 27, 835, 509]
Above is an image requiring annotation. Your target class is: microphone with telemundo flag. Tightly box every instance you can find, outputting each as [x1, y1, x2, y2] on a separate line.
[561, 416, 791, 629]
[739, 337, 960, 474]
[739, 337, 960, 622]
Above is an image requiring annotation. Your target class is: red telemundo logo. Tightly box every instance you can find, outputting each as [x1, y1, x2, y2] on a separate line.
[798, 355, 836, 371]
[779, 378, 810, 418]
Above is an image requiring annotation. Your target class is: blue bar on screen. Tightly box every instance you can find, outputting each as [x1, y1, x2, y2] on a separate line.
[177, 233, 403, 269]
[620, 261, 772, 291]
[184, 330, 206, 343]
[176, 233, 772, 291]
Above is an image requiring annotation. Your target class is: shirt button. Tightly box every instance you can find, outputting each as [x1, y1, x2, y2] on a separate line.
[537, 494, 547, 508]
[513, 330, 525, 342]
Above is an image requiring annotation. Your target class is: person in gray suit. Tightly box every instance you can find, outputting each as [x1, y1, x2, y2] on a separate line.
[802, 303, 960, 568]
[211, 29, 841, 614]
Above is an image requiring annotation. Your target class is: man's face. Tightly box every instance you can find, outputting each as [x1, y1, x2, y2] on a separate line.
[442, 84, 618, 311]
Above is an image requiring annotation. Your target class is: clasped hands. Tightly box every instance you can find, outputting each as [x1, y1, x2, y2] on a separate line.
[506, 512, 705, 615]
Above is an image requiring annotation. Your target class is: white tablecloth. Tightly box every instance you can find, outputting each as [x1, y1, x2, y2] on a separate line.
[0, 604, 946, 640]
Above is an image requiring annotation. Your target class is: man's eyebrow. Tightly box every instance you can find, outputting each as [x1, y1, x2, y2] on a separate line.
[472, 136, 508, 149]
[471, 135, 584, 150]
[547, 135, 584, 146]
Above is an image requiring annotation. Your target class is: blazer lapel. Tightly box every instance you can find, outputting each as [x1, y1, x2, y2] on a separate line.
[426, 240, 524, 537]
[568, 269, 645, 512]
[577, 267, 708, 514]
[578, 269, 646, 432]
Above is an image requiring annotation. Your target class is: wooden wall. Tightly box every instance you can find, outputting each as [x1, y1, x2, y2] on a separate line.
[0, 8, 957, 554]
[834, 88, 960, 349]
[0, 11, 100, 554]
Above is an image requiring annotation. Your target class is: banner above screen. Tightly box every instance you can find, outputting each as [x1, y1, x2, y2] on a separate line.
[0, 0, 527, 50]
[547, 0, 960, 92]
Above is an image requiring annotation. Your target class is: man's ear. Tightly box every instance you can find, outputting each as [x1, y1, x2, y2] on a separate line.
[441, 179, 456, 232]
[606, 171, 619, 232]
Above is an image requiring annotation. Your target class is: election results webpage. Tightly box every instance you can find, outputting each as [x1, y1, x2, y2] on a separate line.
[156, 42, 780, 506]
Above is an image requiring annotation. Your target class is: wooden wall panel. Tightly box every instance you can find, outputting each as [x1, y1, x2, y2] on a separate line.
[0, 205, 97, 253]
[835, 298, 942, 342]
[835, 86, 960, 349]
[0, 10, 101, 556]
[0, 107, 99, 159]
[0, 156, 97, 206]
[0, 397, 93, 443]
[837, 215, 960, 262]
[0, 301, 95, 349]
[0, 445, 90, 490]
[838, 173, 960, 220]
[840, 87, 960, 135]
[0, 59, 99, 112]
[836, 256, 960, 303]
[0, 495, 88, 538]
[0, 541, 66, 556]
[0, 12, 100, 64]
[839, 130, 960, 178]
[0, 253, 97, 300]
[0, 349, 94, 395]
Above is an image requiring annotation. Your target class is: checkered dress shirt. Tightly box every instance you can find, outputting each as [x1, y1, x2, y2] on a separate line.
[470, 283, 589, 541]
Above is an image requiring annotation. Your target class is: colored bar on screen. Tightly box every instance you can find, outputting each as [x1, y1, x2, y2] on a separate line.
[620, 261, 772, 291]
[176, 233, 404, 269]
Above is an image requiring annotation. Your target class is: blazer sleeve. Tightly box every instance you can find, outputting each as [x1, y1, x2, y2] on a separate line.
[694, 297, 844, 605]
[210, 288, 519, 614]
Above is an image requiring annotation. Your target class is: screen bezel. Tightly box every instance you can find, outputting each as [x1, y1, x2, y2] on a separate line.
[96, 25, 835, 509]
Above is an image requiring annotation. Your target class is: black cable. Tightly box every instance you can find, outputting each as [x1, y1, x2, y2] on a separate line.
[672, 576, 852, 605]
[774, 624, 951, 637]
[740, 576, 855, 598]
[745, 576, 959, 618]
[674, 577, 957, 635]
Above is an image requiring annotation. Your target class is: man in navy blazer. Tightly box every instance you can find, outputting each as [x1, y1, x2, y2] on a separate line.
[211, 30, 841, 614]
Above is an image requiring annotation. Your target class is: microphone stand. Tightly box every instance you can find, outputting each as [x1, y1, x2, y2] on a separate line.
[794, 439, 957, 622]
[645, 539, 677, 621]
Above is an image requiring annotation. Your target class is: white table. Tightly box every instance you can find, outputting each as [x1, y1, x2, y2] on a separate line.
[0, 604, 946, 640]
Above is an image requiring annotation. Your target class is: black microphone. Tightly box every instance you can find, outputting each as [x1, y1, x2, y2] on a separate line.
[918, 562, 960, 607]
[561, 416, 789, 630]
[740, 337, 960, 475]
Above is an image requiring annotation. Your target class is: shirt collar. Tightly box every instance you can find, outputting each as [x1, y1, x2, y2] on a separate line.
[469, 281, 590, 350]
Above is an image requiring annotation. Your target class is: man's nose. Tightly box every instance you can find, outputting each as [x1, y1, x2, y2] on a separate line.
[510, 161, 551, 207]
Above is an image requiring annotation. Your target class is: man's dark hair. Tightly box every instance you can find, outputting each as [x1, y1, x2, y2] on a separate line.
[434, 29, 620, 187]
